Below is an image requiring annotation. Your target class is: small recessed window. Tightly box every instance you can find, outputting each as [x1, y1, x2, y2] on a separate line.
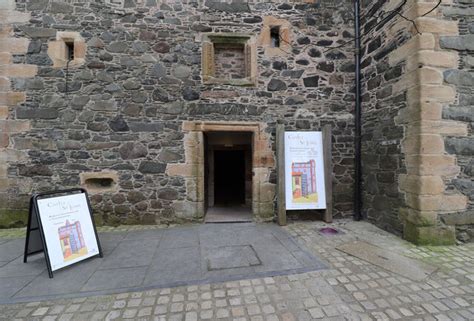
[270, 26, 280, 48]
[65, 41, 74, 61]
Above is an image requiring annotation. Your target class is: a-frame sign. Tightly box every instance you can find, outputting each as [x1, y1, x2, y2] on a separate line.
[24, 188, 103, 278]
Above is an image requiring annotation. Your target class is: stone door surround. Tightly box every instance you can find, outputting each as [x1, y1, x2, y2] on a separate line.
[166, 121, 275, 221]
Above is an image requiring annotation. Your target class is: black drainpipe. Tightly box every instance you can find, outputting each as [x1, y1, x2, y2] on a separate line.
[354, 0, 363, 221]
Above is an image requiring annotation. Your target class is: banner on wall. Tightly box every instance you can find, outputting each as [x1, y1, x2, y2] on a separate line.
[284, 132, 327, 210]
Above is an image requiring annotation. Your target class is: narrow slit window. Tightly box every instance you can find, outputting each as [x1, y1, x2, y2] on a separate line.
[270, 26, 280, 48]
[65, 41, 74, 61]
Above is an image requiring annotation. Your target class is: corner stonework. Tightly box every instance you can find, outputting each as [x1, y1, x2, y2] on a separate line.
[0, 0, 34, 226]
[392, 3, 468, 245]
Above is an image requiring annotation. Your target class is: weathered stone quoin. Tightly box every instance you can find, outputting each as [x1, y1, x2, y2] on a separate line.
[361, 0, 473, 244]
[0, 0, 472, 244]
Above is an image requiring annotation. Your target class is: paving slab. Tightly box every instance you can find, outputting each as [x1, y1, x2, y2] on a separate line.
[0, 223, 326, 304]
[98, 238, 160, 269]
[336, 240, 438, 281]
[81, 266, 148, 292]
[160, 227, 199, 249]
[0, 255, 46, 278]
[13, 257, 103, 299]
[0, 276, 37, 298]
[144, 246, 202, 286]
[0, 239, 24, 262]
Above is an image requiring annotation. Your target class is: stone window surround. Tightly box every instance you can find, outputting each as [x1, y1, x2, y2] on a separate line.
[47, 31, 86, 68]
[201, 33, 257, 86]
[258, 16, 292, 57]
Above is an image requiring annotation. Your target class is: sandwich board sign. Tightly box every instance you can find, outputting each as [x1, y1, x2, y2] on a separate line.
[23, 188, 102, 278]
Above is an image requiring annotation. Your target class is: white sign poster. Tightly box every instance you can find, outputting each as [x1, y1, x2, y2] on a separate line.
[284, 131, 326, 210]
[37, 193, 100, 271]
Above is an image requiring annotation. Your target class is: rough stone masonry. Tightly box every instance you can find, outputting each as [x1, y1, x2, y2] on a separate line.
[0, 0, 472, 245]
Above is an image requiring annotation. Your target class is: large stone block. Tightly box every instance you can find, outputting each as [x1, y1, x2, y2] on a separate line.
[414, 17, 458, 35]
[252, 201, 274, 220]
[400, 207, 437, 227]
[443, 106, 474, 122]
[0, 64, 37, 78]
[444, 69, 474, 86]
[0, 119, 31, 133]
[186, 178, 204, 202]
[0, 106, 7, 119]
[0, 132, 9, 147]
[0, 53, 12, 65]
[0, 0, 15, 10]
[388, 34, 435, 64]
[13, 137, 56, 150]
[0, 10, 30, 24]
[407, 51, 458, 71]
[404, 221, 456, 245]
[441, 211, 474, 226]
[399, 174, 445, 195]
[392, 68, 443, 94]
[397, 101, 442, 124]
[402, 134, 445, 155]
[0, 38, 29, 54]
[20, 27, 56, 38]
[440, 35, 474, 51]
[406, 121, 467, 137]
[166, 164, 203, 178]
[172, 201, 204, 220]
[253, 182, 275, 203]
[407, 85, 456, 105]
[445, 137, 474, 156]
[16, 107, 58, 119]
[0, 148, 27, 162]
[405, 155, 459, 177]
[138, 161, 166, 174]
[405, 193, 467, 212]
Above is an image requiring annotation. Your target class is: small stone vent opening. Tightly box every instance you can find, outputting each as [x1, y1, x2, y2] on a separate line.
[214, 43, 246, 79]
[80, 171, 118, 193]
[85, 178, 114, 189]
[270, 26, 280, 48]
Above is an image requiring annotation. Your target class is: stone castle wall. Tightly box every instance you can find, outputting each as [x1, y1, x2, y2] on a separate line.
[361, 0, 473, 244]
[0, 0, 356, 226]
[360, 0, 412, 236]
[439, 0, 474, 242]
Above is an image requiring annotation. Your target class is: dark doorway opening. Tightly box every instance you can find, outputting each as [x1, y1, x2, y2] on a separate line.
[204, 131, 252, 223]
[214, 150, 245, 206]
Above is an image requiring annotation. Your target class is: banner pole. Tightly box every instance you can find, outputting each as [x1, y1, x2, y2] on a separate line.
[276, 123, 287, 226]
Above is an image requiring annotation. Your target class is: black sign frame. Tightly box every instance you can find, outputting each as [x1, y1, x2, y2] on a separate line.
[23, 188, 103, 278]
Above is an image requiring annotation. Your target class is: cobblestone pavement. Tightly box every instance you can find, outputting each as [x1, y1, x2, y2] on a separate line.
[0, 220, 473, 321]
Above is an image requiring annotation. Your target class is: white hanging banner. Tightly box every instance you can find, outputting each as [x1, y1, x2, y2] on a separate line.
[284, 131, 326, 210]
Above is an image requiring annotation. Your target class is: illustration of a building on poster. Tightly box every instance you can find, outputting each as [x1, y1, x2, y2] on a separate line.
[37, 193, 100, 271]
[58, 220, 88, 261]
[285, 132, 326, 210]
[291, 160, 317, 203]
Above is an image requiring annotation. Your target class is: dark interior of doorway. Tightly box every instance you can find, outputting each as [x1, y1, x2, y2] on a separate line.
[204, 131, 252, 223]
[214, 150, 245, 206]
